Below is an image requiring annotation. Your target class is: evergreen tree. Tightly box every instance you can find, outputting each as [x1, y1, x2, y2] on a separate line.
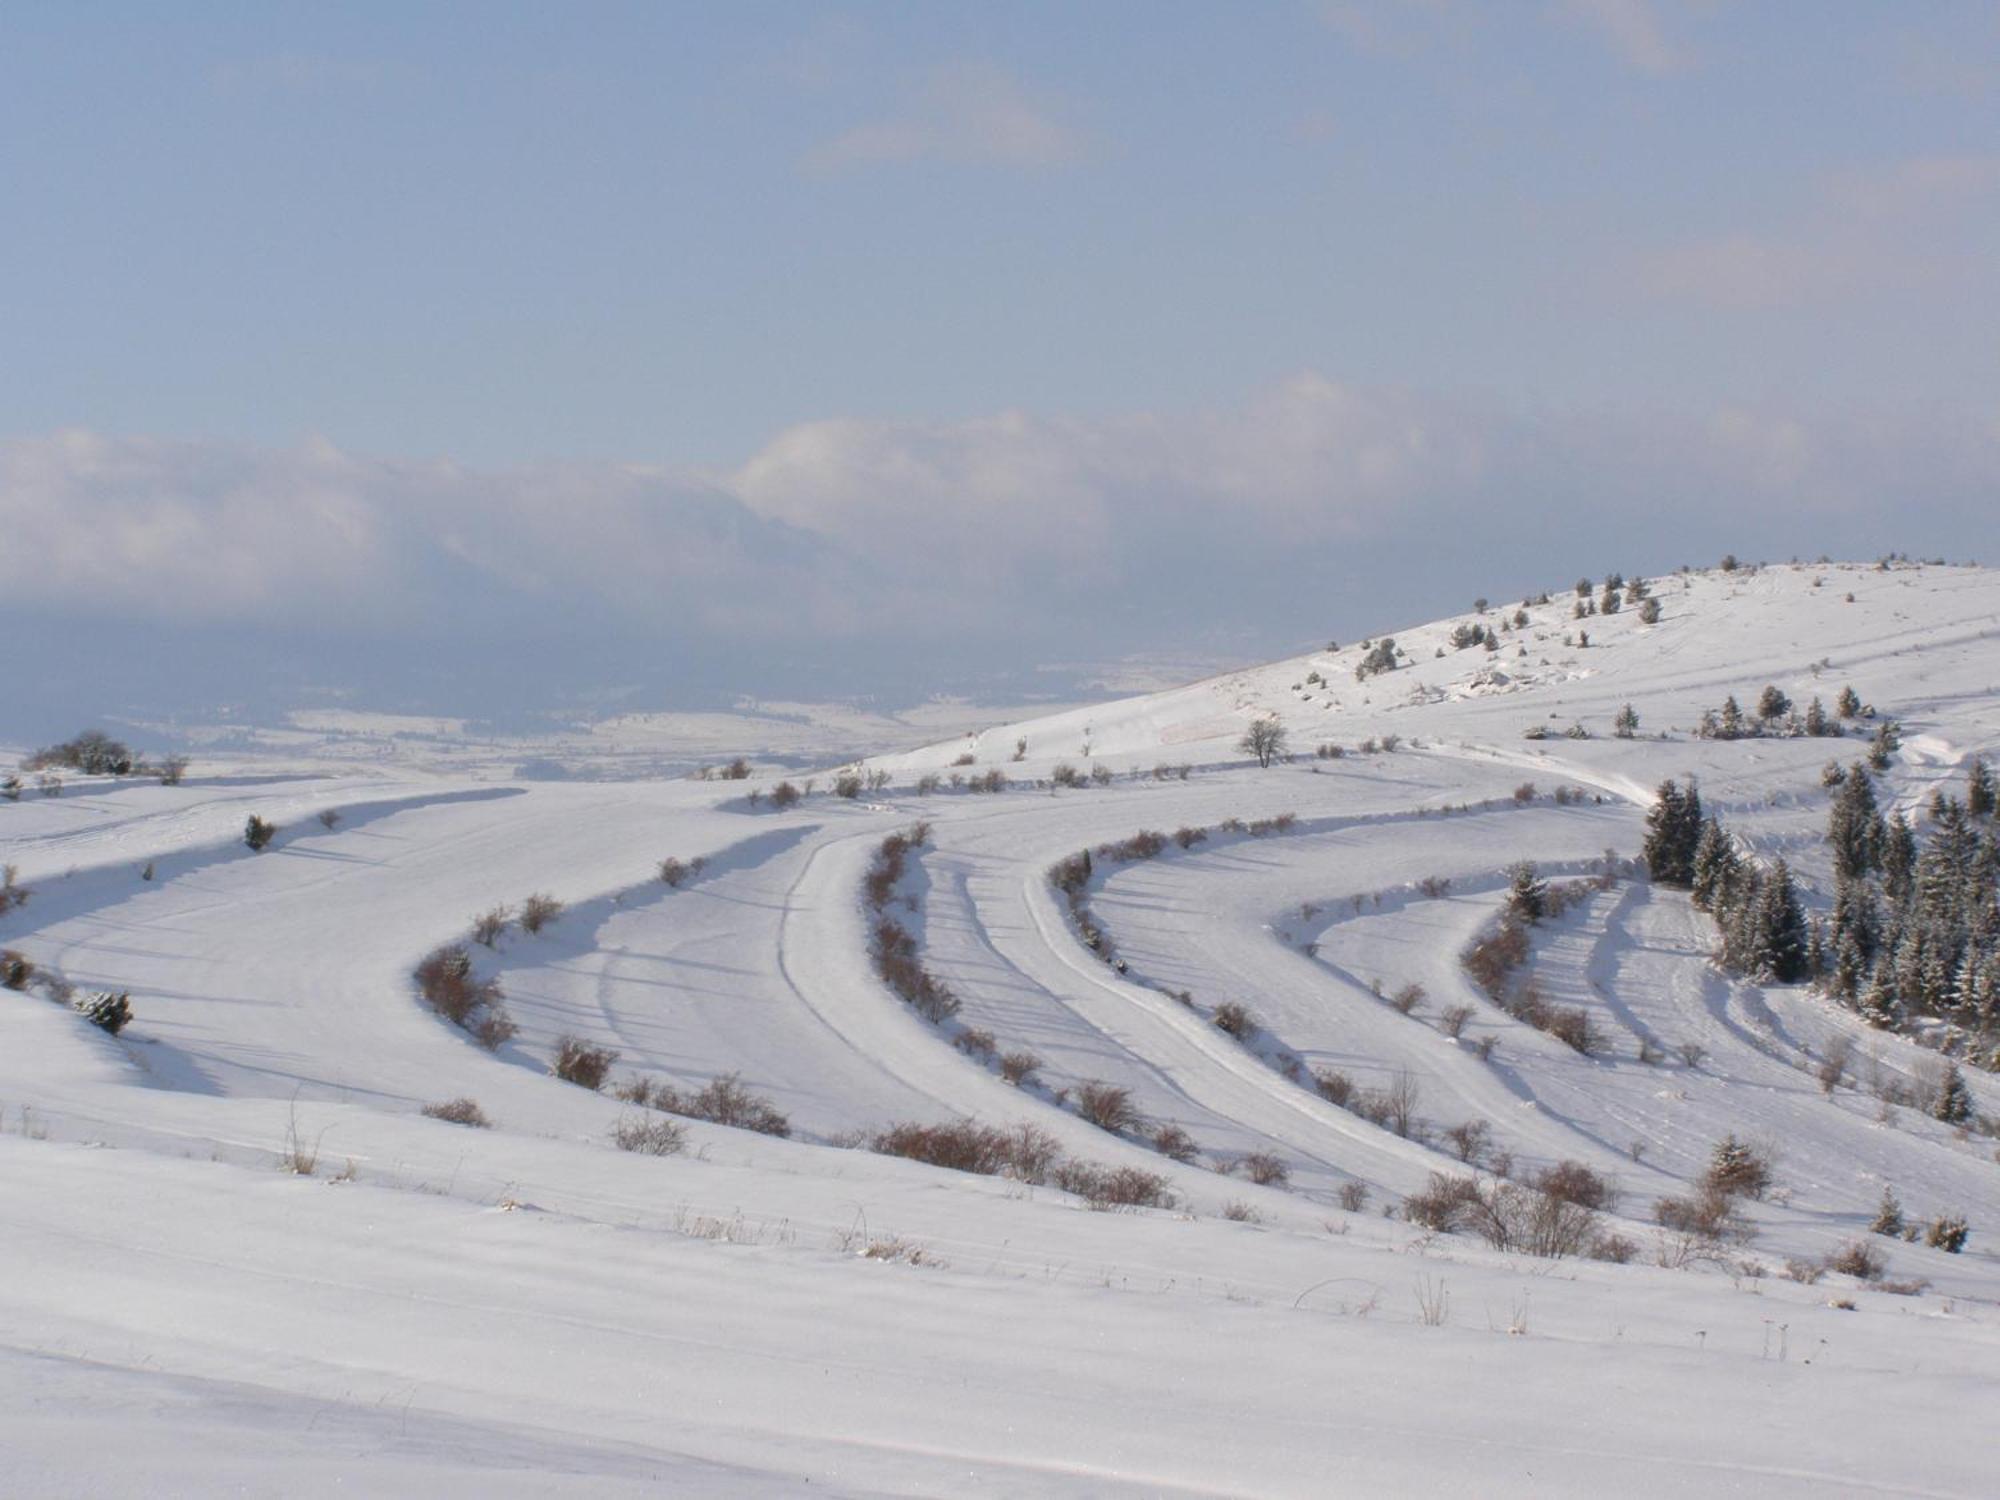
[1868, 720, 1900, 770]
[1882, 812, 1917, 904]
[1828, 930, 1867, 1000]
[1719, 696, 1746, 739]
[1803, 697, 1829, 737]
[1690, 818, 1740, 912]
[1506, 861, 1548, 924]
[1644, 779, 1703, 887]
[1614, 703, 1639, 739]
[1968, 756, 1996, 820]
[1757, 685, 1792, 721]
[1836, 685, 1862, 718]
[1859, 964, 1900, 1027]
[1931, 1062, 1973, 1125]
[1828, 765, 1880, 879]
[1830, 877, 1881, 965]
[1755, 860, 1809, 983]
[1637, 596, 1662, 625]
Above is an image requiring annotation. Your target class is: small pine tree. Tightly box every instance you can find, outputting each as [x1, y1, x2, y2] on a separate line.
[1757, 685, 1791, 721]
[1614, 703, 1639, 738]
[1931, 1062, 1973, 1125]
[1803, 697, 1829, 737]
[1868, 720, 1900, 771]
[1836, 685, 1861, 718]
[1637, 596, 1662, 625]
[1506, 861, 1548, 924]
[244, 815, 276, 852]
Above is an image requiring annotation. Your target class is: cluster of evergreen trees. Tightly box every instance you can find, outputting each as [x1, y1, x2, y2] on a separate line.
[1644, 779, 1811, 984]
[1694, 684, 1868, 743]
[1646, 758, 2000, 1063]
[1820, 758, 1999, 1046]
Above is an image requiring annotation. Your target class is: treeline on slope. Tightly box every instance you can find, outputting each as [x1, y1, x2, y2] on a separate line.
[1645, 756, 2000, 1079]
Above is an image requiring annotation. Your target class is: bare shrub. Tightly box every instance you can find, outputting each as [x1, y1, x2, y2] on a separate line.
[0, 949, 34, 991]
[969, 768, 1009, 793]
[1242, 1151, 1289, 1187]
[551, 1035, 618, 1090]
[1096, 829, 1168, 862]
[1540, 1005, 1600, 1056]
[1513, 782, 1538, 803]
[1364, 1071, 1423, 1138]
[1817, 1035, 1854, 1095]
[422, 1097, 491, 1128]
[676, 1073, 792, 1137]
[1075, 1080, 1140, 1134]
[834, 771, 864, 798]
[1926, 1214, 1969, 1253]
[473, 1010, 519, 1049]
[871, 1120, 1062, 1183]
[1462, 922, 1529, 999]
[1408, 1172, 1605, 1257]
[1389, 982, 1426, 1016]
[999, 1050, 1041, 1086]
[1677, 1040, 1707, 1068]
[1211, 1001, 1257, 1039]
[1337, 1181, 1370, 1212]
[1442, 1119, 1490, 1164]
[611, 1113, 687, 1155]
[1221, 1200, 1260, 1223]
[915, 773, 941, 795]
[1825, 1240, 1885, 1281]
[1051, 762, 1086, 788]
[1404, 1173, 1483, 1231]
[1052, 1160, 1176, 1210]
[1654, 1184, 1753, 1244]
[1173, 825, 1208, 849]
[769, 781, 802, 809]
[413, 942, 515, 1048]
[953, 1028, 998, 1062]
[658, 856, 695, 887]
[1312, 1067, 1354, 1107]
[1417, 875, 1452, 898]
[157, 755, 190, 786]
[518, 892, 563, 934]
[1440, 1003, 1475, 1039]
[1151, 1123, 1197, 1161]
[316, 808, 341, 830]
[471, 904, 511, 947]
[1535, 1160, 1615, 1211]
[951, 752, 976, 767]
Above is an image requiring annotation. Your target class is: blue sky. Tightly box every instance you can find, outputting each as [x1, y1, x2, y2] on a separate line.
[3, 2, 1997, 726]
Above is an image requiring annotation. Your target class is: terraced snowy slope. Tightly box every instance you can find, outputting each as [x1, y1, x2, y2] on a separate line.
[3, 560, 1998, 1495]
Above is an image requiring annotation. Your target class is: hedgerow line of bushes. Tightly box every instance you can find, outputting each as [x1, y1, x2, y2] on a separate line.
[2, 946, 133, 1035]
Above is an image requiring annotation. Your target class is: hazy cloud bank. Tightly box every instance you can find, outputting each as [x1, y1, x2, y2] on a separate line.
[5, 378, 1995, 730]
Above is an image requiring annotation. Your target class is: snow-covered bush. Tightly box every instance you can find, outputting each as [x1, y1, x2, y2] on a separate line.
[74, 990, 133, 1035]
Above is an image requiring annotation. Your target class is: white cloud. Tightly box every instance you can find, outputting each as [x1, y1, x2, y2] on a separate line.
[1633, 155, 2000, 309]
[802, 64, 1089, 174]
[1554, 0, 1684, 75]
[6, 384, 1995, 716]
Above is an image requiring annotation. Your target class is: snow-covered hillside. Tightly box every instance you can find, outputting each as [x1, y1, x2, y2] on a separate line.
[4, 560, 1998, 1496]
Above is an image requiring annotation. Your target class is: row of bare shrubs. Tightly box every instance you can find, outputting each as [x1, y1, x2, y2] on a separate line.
[615, 1071, 792, 1137]
[5, 950, 133, 1035]
[870, 1119, 1174, 1210]
[864, 823, 961, 1024]
[469, 892, 564, 947]
[1404, 1160, 1632, 1261]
